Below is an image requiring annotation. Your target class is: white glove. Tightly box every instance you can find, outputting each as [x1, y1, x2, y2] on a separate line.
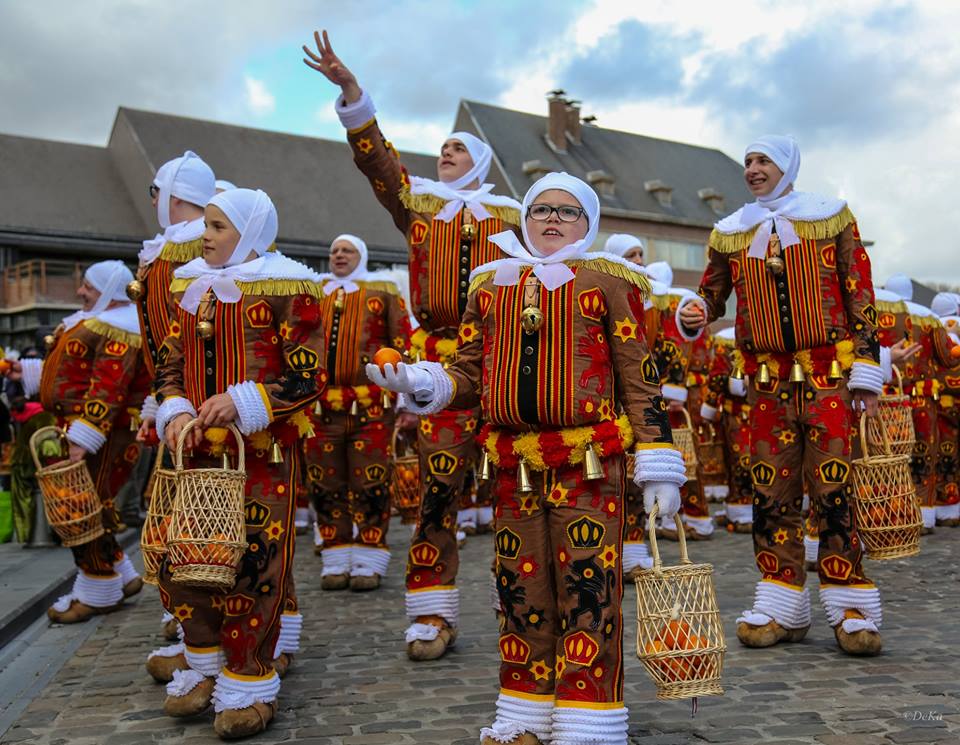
[728, 376, 747, 397]
[643, 482, 681, 521]
[365, 361, 434, 401]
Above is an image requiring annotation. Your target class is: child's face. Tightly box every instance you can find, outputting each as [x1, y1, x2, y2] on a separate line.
[437, 138, 474, 184]
[202, 204, 242, 266]
[526, 189, 589, 256]
[744, 152, 784, 197]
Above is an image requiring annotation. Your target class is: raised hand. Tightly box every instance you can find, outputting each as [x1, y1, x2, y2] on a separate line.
[302, 29, 361, 103]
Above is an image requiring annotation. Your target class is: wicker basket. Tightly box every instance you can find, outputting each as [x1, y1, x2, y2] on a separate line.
[30, 426, 104, 547]
[866, 365, 915, 457]
[140, 444, 176, 586]
[696, 423, 726, 488]
[672, 408, 699, 480]
[390, 429, 420, 524]
[852, 414, 922, 560]
[635, 504, 725, 700]
[166, 420, 247, 590]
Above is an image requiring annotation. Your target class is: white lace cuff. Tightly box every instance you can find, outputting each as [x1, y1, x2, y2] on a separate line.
[336, 90, 376, 130]
[820, 584, 882, 631]
[738, 579, 811, 629]
[148, 642, 185, 661]
[848, 360, 884, 395]
[166, 668, 207, 697]
[675, 295, 705, 341]
[226, 381, 272, 435]
[73, 570, 123, 608]
[481, 691, 554, 744]
[21, 358, 43, 397]
[634, 446, 686, 486]
[114, 553, 139, 584]
[728, 376, 747, 397]
[273, 612, 302, 656]
[156, 397, 197, 443]
[404, 586, 459, 626]
[661, 383, 688, 403]
[700, 402, 718, 421]
[67, 419, 107, 454]
[212, 671, 280, 713]
[352, 546, 390, 576]
[140, 394, 159, 421]
[320, 545, 352, 577]
[401, 361, 455, 416]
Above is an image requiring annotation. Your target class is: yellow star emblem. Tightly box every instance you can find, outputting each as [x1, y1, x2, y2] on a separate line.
[845, 277, 858, 292]
[464, 417, 478, 432]
[613, 317, 638, 343]
[546, 483, 570, 507]
[353, 440, 365, 451]
[420, 419, 434, 436]
[555, 655, 566, 677]
[519, 493, 539, 516]
[778, 430, 796, 445]
[530, 659, 552, 681]
[356, 137, 374, 154]
[774, 528, 789, 544]
[174, 603, 193, 622]
[600, 544, 619, 569]
[264, 520, 285, 542]
[278, 321, 293, 340]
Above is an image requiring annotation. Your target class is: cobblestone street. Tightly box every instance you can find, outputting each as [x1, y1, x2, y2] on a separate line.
[1, 517, 959, 745]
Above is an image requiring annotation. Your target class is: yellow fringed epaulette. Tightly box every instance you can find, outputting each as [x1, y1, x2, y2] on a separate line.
[573, 258, 652, 297]
[169, 277, 324, 298]
[159, 238, 204, 264]
[83, 319, 142, 348]
[875, 298, 907, 314]
[357, 280, 401, 295]
[708, 205, 857, 254]
[399, 186, 521, 225]
[468, 271, 495, 296]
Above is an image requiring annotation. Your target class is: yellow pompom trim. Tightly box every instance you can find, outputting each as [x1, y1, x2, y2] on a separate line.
[82, 319, 142, 348]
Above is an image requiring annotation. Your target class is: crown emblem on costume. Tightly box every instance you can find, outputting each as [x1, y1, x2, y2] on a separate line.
[499, 633, 531, 664]
[244, 501, 270, 528]
[566, 516, 605, 549]
[360, 527, 383, 544]
[223, 594, 256, 616]
[409, 542, 439, 567]
[563, 631, 600, 666]
[66, 339, 88, 357]
[245, 301, 274, 328]
[287, 345, 319, 371]
[495, 527, 522, 559]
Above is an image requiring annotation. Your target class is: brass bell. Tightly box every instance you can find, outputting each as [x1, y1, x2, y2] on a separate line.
[765, 255, 785, 275]
[730, 366, 745, 381]
[268, 439, 284, 465]
[828, 359, 843, 381]
[349, 399, 360, 416]
[382, 390, 392, 409]
[478, 451, 492, 483]
[196, 320, 215, 340]
[314, 400, 323, 416]
[129, 416, 139, 432]
[460, 223, 476, 242]
[43, 334, 56, 350]
[517, 459, 533, 493]
[334, 289, 345, 310]
[582, 444, 604, 481]
[757, 362, 771, 385]
[788, 360, 805, 384]
[221, 452, 232, 470]
[125, 279, 145, 302]
[520, 306, 544, 334]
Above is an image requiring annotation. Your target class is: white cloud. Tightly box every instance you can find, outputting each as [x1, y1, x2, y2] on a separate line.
[244, 75, 275, 115]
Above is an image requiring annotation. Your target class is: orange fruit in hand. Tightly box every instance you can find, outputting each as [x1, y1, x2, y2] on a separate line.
[373, 347, 402, 372]
[0, 359, 11, 374]
[951, 345, 960, 359]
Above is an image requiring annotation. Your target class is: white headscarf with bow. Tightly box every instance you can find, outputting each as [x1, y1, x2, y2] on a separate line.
[715, 135, 845, 260]
[178, 188, 279, 314]
[321, 234, 369, 295]
[409, 131, 520, 222]
[153, 151, 216, 230]
[63, 260, 134, 330]
[476, 172, 600, 291]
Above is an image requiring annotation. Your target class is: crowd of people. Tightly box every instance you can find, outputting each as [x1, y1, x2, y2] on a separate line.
[9, 29, 960, 745]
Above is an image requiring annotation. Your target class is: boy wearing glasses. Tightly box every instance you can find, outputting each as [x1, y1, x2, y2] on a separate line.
[304, 30, 521, 661]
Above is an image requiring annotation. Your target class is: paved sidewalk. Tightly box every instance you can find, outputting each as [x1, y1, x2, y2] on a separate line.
[1, 517, 958, 744]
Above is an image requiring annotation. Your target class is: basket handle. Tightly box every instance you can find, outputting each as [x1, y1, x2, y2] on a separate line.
[679, 406, 694, 430]
[891, 363, 903, 395]
[28, 426, 67, 471]
[646, 503, 693, 571]
[174, 419, 245, 472]
[859, 408, 889, 461]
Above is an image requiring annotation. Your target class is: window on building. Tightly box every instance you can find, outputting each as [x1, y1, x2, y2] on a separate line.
[648, 239, 706, 271]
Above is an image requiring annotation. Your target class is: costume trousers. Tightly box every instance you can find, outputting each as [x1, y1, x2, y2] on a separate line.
[404, 405, 480, 626]
[910, 396, 939, 510]
[747, 378, 872, 588]
[158, 447, 298, 680]
[935, 400, 959, 516]
[307, 408, 393, 576]
[72, 429, 141, 576]
[493, 457, 625, 706]
[723, 407, 755, 523]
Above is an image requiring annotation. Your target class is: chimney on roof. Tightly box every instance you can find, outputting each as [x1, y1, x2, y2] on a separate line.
[645, 179, 673, 208]
[565, 101, 582, 145]
[587, 169, 615, 197]
[522, 160, 551, 181]
[547, 91, 568, 152]
[698, 187, 726, 215]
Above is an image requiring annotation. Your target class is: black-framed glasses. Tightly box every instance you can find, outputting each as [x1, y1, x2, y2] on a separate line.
[148, 184, 160, 199]
[526, 203, 587, 223]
